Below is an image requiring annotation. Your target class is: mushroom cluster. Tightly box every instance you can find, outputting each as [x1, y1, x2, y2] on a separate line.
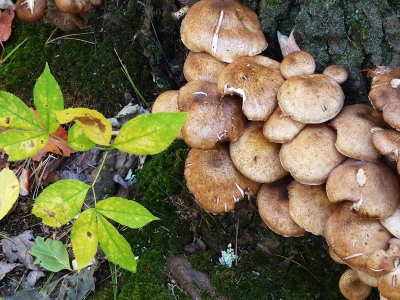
[151, 0, 400, 298]
[15, 0, 101, 31]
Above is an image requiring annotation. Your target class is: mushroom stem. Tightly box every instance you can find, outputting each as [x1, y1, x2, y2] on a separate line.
[171, 5, 189, 21]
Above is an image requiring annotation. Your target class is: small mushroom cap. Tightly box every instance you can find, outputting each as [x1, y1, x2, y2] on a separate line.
[329, 247, 346, 264]
[367, 238, 400, 276]
[323, 65, 348, 84]
[287, 181, 335, 235]
[324, 203, 392, 273]
[278, 74, 345, 124]
[151, 90, 179, 113]
[177, 80, 218, 112]
[279, 125, 345, 185]
[217, 56, 285, 121]
[381, 209, 400, 239]
[263, 106, 306, 143]
[279, 51, 316, 79]
[230, 122, 288, 183]
[378, 268, 400, 299]
[183, 52, 227, 84]
[372, 128, 400, 162]
[257, 178, 305, 237]
[180, 0, 267, 63]
[382, 101, 400, 131]
[330, 104, 385, 162]
[326, 159, 400, 219]
[184, 146, 260, 214]
[16, 0, 47, 22]
[339, 269, 373, 300]
[182, 94, 245, 149]
[356, 270, 379, 288]
[44, 8, 86, 32]
[55, 0, 93, 13]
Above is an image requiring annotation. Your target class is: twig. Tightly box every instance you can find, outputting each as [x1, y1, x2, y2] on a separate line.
[272, 253, 320, 283]
[235, 220, 239, 266]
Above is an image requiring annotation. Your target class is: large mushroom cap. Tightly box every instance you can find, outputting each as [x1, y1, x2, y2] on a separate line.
[230, 122, 288, 183]
[279, 125, 345, 185]
[217, 56, 284, 121]
[16, 0, 47, 23]
[55, 0, 93, 13]
[326, 159, 400, 219]
[279, 51, 316, 79]
[381, 209, 400, 239]
[257, 178, 305, 237]
[324, 203, 392, 273]
[372, 128, 400, 162]
[180, 0, 267, 63]
[183, 51, 227, 84]
[263, 106, 305, 144]
[339, 269, 372, 300]
[151, 90, 179, 113]
[330, 104, 384, 162]
[287, 181, 335, 235]
[177, 80, 218, 112]
[323, 65, 348, 84]
[185, 146, 260, 214]
[278, 74, 345, 124]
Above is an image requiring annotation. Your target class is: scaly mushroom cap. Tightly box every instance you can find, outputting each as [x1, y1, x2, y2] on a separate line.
[279, 51, 316, 79]
[230, 122, 288, 183]
[339, 269, 373, 300]
[16, 0, 47, 23]
[368, 67, 400, 130]
[279, 125, 345, 185]
[278, 74, 344, 124]
[330, 104, 385, 162]
[177, 80, 218, 112]
[287, 181, 335, 235]
[356, 270, 379, 288]
[55, 0, 93, 13]
[185, 146, 260, 214]
[151, 90, 179, 113]
[367, 238, 400, 276]
[257, 178, 305, 237]
[263, 106, 305, 144]
[217, 56, 284, 121]
[323, 65, 349, 84]
[182, 94, 245, 149]
[183, 51, 227, 84]
[326, 159, 400, 219]
[372, 128, 400, 162]
[381, 209, 400, 239]
[378, 268, 400, 299]
[324, 203, 392, 273]
[180, 0, 267, 63]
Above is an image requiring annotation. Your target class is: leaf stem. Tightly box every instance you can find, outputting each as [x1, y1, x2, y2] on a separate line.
[91, 151, 109, 205]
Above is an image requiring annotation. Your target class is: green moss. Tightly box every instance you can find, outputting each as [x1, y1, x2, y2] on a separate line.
[90, 287, 114, 300]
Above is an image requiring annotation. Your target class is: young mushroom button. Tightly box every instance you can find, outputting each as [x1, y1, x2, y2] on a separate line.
[183, 52, 227, 84]
[16, 0, 47, 23]
[339, 269, 372, 300]
[279, 51, 316, 79]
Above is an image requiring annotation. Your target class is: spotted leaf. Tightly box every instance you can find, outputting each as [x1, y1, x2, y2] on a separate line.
[67, 123, 96, 152]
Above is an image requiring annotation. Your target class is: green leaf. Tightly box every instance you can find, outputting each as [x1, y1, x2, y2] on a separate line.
[0, 168, 19, 221]
[30, 236, 71, 272]
[71, 208, 98, 271]
[96, 197, 159, 229]
[97, 214, 136, 272]
[34, 63, 64, 134]
[113, 112, 188, 155]
[55, 108, 112, 146]
[32, 180, 90, 227]
[0, 130, 49, 161]
[0, 91, 42, 130]
[67, 123, 96, 151]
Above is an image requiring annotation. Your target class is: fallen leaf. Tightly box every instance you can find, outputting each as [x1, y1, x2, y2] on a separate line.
[0, 261, 17, 281]
[57, 266, 96, 300]
[3, 289, 50, 300]
[18, 167, 30, 196]
[0, 6, 14, 63]
[22, 270, 46, 289]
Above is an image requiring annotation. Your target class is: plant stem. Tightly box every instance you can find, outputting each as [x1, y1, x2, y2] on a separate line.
[91, 151, 109, 205]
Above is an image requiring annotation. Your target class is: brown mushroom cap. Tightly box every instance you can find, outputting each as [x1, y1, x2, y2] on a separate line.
[263, 106, 306, 144]
[183, 52, 227, 84]
[44, 8, 86, 32]
[372, 128, 400, 162]
[278, 74, 345, 124]
[182, 94, 245, 149]
[287, 181, 335, 235]
[339, 269, 372, 300]
[230, 122, 288, 183]
[184, 146, 260, 214]
[326, 159, 400, 219]
[257, 178, 305, 237]
[381, 209, 400, 239]
[16, 0, 47, 23]
[55, 0, 93, 13]
[356, 270, 379, 288]
[177, 80, 218, 112]
[323, 65, 349, 84]
[378, 268, 400, 299]
[151, 90, 179, 114]
[324, 203, 392, 273]
[330, 104, 385, 162]
[367, 238, 400, 276]
[217, 56, 284, 121]
[180, 0, 267, 63]
[329, 247, 346, 264]
[279, 51, 316, 79]
[279, 125, 345, 185]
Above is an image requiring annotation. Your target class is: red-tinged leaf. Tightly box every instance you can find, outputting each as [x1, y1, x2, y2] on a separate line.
[0, 6, 14, 42]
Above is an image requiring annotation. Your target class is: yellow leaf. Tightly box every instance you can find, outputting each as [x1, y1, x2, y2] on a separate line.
[55, 108, 112, 146]
[0, 168, 19, 221]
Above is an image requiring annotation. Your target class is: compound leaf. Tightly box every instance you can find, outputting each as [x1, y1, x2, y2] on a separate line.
[97, 214, 136, 272]
[34, 63, 64, 134]
[0, 168, 19, 221]
[96, 197, 158, 229]
[67, 123, 96, 152]
[71, 208, 98, 271]
[113, 112, 188, 155]
[30, 236, 71, 272]
[32, 180, 90, 227]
